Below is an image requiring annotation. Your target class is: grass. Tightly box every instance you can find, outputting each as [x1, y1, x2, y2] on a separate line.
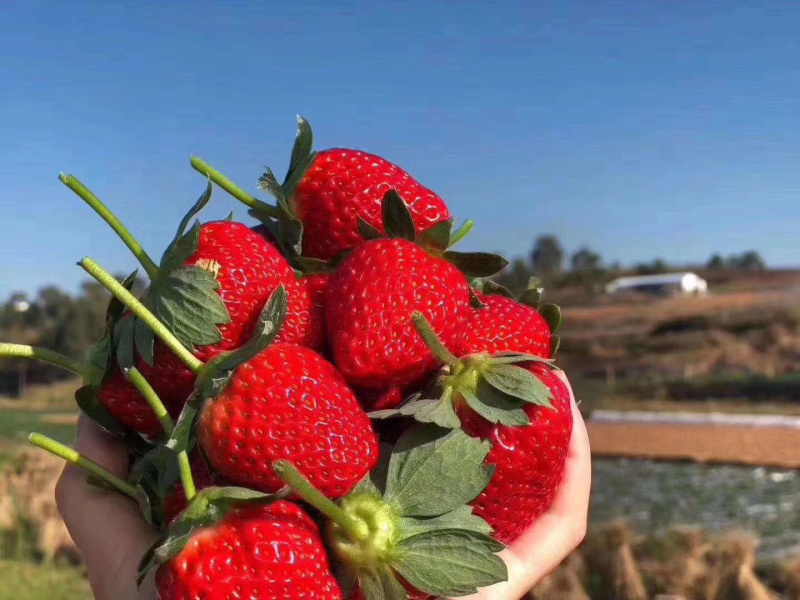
[0, 561, 89, 600]
[0, 409, 76, 447]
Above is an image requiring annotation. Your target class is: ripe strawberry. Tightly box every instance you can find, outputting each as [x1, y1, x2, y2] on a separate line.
[454, 292, 552, 359]
[156, 500, 343, 600]
[134, 221, 315, 404]
[198, 343, 379, 499]
[301, 271, 330, 352]
[94, 368, 170, 436]
[459, 363, 572, 544]
[326, 237, 471, 389]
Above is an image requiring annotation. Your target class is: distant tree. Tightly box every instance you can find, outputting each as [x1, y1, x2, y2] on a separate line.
[635, 259, 669, 275]
[707, 254, 726, 269]
[495, 258, 536, 296]
[735, 251, 766, 271]
[531, 235, 564, 283]
[571, 247, 602, 272]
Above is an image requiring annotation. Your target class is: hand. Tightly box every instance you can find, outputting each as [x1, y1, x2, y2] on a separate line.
[55, 414, 160, 600]
[450, 372, 592, 600]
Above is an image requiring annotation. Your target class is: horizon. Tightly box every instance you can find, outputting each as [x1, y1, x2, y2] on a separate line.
[2, 1, 799, 297]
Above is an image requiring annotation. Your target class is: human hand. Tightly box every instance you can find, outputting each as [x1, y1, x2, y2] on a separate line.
[449, 372, 592, 600]
[55, 414, 160, 600]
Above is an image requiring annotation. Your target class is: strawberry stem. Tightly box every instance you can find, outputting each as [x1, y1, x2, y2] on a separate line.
[28, 432, 142, 500]
[0, 343, 101, 384]
[411, 312, 462, 369]
[79, 258, 204, 374]
[59, 174, 160, 280]
[273, 460, 370, 542]
[448, 219, 474, 248]
[123, 367, 174, 435]
[177, 450, 197, 502]
[190, 157, 281, 218]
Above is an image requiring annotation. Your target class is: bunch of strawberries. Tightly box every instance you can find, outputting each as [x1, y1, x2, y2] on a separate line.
[2, 118, 573, 600]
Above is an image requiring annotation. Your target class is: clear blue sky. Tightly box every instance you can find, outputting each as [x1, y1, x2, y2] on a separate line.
[2, 1, 799, 298]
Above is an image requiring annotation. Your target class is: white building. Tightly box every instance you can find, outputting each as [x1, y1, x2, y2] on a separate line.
[604, 272, 708, 296]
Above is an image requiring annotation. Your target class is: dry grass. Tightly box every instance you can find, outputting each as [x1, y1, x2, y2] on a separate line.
[0, 379, 80, 412]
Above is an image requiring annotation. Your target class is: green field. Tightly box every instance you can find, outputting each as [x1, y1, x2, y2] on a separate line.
[0, 561, 89, 600]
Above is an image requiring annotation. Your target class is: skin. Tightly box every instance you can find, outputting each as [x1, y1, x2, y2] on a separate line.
[56, 373, 590, 600]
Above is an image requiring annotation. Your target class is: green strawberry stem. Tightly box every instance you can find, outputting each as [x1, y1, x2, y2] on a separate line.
[28, 432, 142, 500]
[273, 460, 370, 542]
[448, 219, 475, 248]
[190, 157, 281, 218]
[0, 343, 101, 384]
[176, 450, 197, 502]
[59, 174, 160, 279]
[411, 312, 461, 369]
[79, 258, 204, 374]
[123, 367, 174, 435]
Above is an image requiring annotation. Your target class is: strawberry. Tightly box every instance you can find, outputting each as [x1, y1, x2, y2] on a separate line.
[372, 306, 571, 545]
[324, 192, 505, 391]
[301, 271, 330, 352]
[94, 368, 169, 436]
[198, 342, 379, 499]
[459, 363, 572, 544]
[155, 500, 343, 600]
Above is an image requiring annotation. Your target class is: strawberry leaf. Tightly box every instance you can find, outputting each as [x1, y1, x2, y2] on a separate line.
[133, 318, 155, 366]
[284, 116, 315, 191]
[481, 363, 553, 409]
[469, 287, 487, 309]
[461, 385, 530, 427]
[393, 530, 507, 596]
[482, 280, 513, 298]
[396, 505, 493, 541]
[75, 385, 124, 436]
[551, 334, 561, 357]
[113, 317, 136, 369]
[162, 181, 213, 266]
[540, 303, 563, 333]
[148, 266, 230, 351]
[444, 251, 509, 277]
[384, 426, 492, 517]
[369, 394, 461, 430]
[105, 270, 138, 333]
[359, 566, 407, 600]
[382, 189, 417, 241]
[519, 285, 544, 310]
[352, 443, 392, 497]
[416, 219, 453, 252]
[357, 217, 383, 241]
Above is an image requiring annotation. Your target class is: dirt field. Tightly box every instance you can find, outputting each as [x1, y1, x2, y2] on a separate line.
[588, 421, 800, 468]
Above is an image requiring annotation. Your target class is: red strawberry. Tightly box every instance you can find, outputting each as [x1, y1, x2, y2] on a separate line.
[197, 343, 379, 499]
[300, 271, 330, 352]
[94, 369, 167, 436]
[459, 363, 572, 544]
[135, 221, 314, 405]
[292, 148, 451, 260]
[156, 500, 343, 600]
[454, 293, 552, 359]
[326, 238, 471, 390]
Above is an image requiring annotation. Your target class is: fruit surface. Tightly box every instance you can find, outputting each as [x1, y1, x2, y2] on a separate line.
[156, 500, 343, 600]
[326, 238, 471, 389]
[459, 363, 572, 544]
[301, 272, 330, 352]
[137, 221, 313, 403]
[197, 343, 379, 498]
[95, 368, 170, 436]
[293, 149, 451, 260]
[454, 293, 552, 359]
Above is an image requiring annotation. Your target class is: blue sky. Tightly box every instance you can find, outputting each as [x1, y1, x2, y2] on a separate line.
[2, 1, 799, 298]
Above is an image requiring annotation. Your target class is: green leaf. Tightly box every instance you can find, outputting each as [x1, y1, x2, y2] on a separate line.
[133, 318, 155, 366]
[370, 394, 462, 430]
[105, 270, 138, 332]
[539, 303, 563, 333]
[166, 392, 203, 455]
[482, 280, 513, 298]
[258, 167, 286, 204]
[385, 426, 492, 517]
[393, 530, 507, 596]
[168, 180, 213, 252]
[359, 566, 408, 600]
[482, 363, 553, 409]
[416, 219, 453, 252]
[381, 189, 416, 241]
[285, 116, 314, 188]
[444, 251, 509, 277]
[149, 265, 230, 350]
[461, 385, 530, 427]
[357, 217, 383, 241]
[551, 334, 561, 357]
[519, 286, 544, 310]
[160, 220, 201, 274]
[294, 257, 331, 274]
[396, 505, 493, 541]
[487, 351, 552, 365]
[201, 286, 287, 377]
[85, 336, 112, 378]
[470, 287, 487, 309]
[113, 317, 136, 369]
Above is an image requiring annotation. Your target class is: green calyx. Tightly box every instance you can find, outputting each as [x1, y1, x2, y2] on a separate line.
[275, 426, 506, 599]
[361, 189, 505, 278]
[371, 313, 555, 429]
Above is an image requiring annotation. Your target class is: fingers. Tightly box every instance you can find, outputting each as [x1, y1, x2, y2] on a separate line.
[452, 373, 592, 600]
[55, 414, 159, 600]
